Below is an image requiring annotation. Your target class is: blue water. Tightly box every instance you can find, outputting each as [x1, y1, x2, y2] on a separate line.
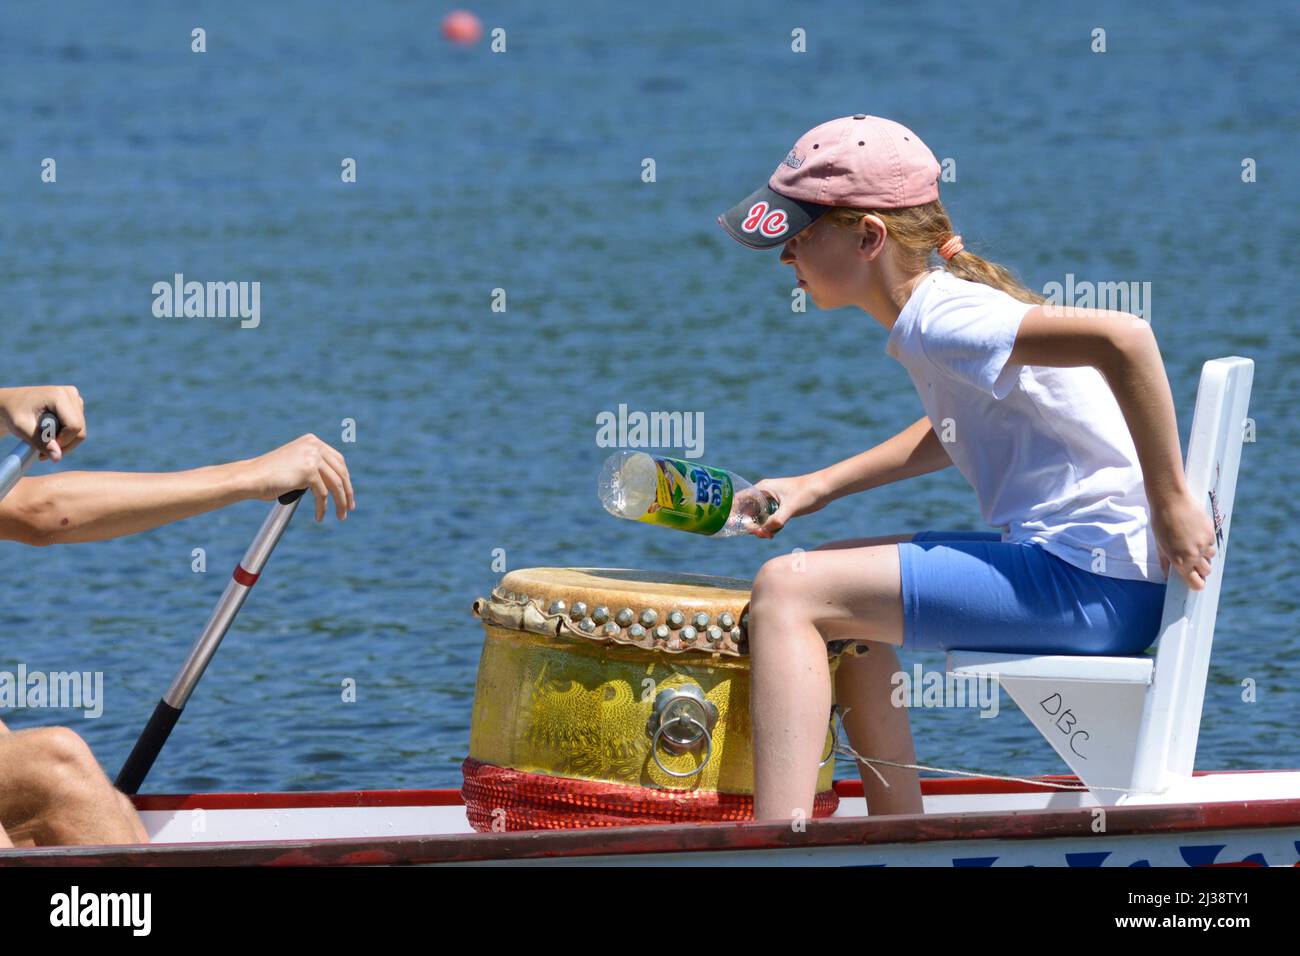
[0, 1, 1296, 794]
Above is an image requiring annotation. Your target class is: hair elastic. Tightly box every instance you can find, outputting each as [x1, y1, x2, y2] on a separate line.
[938, 235, 964, 260]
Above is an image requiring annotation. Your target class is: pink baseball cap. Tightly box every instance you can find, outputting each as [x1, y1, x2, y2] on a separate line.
[717, 114, 942, 249]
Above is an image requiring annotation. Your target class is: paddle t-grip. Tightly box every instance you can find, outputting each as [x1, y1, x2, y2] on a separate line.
[36, 410, 62, 449]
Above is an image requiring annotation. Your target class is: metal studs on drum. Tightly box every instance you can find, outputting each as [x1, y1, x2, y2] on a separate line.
[548, 600, 567, 616]
[570, 602, 588, 620]
[680, 625, 697, 642]
[602, 621, 620, 637]
[667, 610, 685, 629]
[653, 624, 670, 641]
[591, 606, 610, 625]
[718, 612, 735, 630]
[615, 608, 634, 627]
[578, 617, 595, 633]
[639, 608, 658, 627]
[706, 625, 723, 642]
[692, 612, 709, 630]
[627, 623, 646, 639]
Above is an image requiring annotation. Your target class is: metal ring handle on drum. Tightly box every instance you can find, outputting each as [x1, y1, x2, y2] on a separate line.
[819, 710, 841, 768]
[651, 714, 713, 778]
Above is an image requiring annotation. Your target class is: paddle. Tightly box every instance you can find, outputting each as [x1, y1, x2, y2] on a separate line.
[115, 487, 308, 795]
[0, 411, 63, 503]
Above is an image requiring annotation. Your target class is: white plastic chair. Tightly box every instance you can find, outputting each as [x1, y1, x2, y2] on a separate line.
[946, 356, 1253, 804]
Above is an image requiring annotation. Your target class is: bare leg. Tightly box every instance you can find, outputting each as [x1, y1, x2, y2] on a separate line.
[808, 534, 923, 815]
[748, 539, 911, 823]
[0, 726, 149, 846]
[749, 566, 832, 823]
[834, 645, 923, 815]
[0, 719, 14, 848]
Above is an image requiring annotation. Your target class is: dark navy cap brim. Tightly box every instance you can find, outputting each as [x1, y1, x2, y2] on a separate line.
[717, 182, 830, 249]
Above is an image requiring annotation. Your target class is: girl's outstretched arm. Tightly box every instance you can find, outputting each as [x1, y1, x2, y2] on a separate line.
[811, 415, 953, 505]
[1008, 306, 1217, 590]
[751, 417, 951, 538]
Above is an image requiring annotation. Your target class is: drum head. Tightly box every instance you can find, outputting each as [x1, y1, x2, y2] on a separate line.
[476, 566, 867, 659]
[480, 566, 751, 656]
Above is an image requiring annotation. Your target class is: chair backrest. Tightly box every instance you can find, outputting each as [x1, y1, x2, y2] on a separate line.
[1132, 356, 1254, 792]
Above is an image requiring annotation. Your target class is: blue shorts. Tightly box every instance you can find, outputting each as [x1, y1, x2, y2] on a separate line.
[896, 530, 1167, 656]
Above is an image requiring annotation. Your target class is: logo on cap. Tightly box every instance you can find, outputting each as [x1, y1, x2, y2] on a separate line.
[741, 201, 788, 238]
[783, 148, 805, 170]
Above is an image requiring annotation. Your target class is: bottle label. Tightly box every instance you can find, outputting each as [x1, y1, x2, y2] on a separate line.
[637, 456, 734, 536]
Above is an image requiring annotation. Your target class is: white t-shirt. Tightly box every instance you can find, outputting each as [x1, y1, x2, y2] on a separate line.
[885, 269, 1165, 584]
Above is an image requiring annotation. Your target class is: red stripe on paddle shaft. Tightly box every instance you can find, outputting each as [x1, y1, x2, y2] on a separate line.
[233, 565, 259, 587]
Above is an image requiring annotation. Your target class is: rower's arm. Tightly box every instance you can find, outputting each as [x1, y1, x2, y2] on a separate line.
[810, 415, 953, 505]
[0, 464, 253, 546]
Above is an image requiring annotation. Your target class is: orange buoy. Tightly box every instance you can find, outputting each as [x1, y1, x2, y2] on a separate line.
[441, 10, 483, 45]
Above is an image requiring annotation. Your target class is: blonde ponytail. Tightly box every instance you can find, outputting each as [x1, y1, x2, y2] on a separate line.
[823, 200, 1044, 305]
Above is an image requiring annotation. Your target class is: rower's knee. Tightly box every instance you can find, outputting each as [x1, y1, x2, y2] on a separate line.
[24, 727, 109, 804]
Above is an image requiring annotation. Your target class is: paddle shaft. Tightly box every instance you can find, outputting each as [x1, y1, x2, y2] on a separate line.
[116, 488, 307, 794]
[0, 411, 62, 503]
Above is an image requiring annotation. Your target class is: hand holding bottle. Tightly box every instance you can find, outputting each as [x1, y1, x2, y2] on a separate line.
[749, 474, 829, 539]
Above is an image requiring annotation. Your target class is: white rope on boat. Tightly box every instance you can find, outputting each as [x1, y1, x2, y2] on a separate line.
[830, 707, 1137, 795]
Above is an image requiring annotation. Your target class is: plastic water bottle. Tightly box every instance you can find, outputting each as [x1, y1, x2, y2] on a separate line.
[598, 451, 780, 537]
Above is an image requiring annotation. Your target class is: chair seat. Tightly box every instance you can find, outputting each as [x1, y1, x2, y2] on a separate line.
[947, 650, 1154, 685]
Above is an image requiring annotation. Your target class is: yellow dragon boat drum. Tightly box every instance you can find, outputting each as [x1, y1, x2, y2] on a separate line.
[464, 567, 855, 831]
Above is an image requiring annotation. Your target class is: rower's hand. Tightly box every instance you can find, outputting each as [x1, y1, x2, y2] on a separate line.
[0, 385, 87, 462]
[750, 474, 829, 539]
[1150, 489, 1216, 591]
[248, 434, 355, 522]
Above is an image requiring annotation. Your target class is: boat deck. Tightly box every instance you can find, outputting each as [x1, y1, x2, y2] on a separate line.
[5, 769, 1298, 867]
